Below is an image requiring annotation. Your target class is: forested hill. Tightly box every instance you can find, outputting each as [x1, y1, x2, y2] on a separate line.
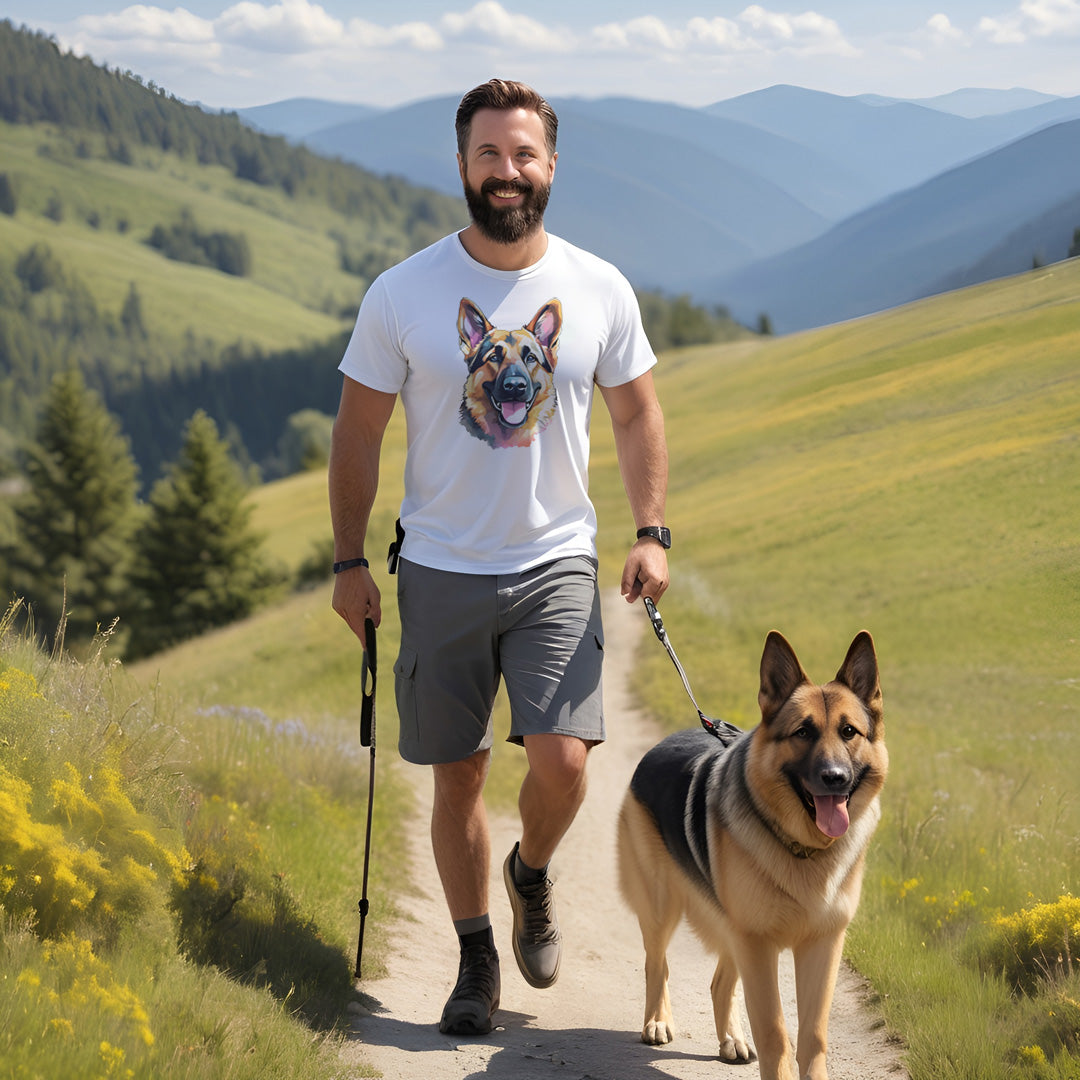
[0, 20, 449, 224]
[0, 20, 467, 489]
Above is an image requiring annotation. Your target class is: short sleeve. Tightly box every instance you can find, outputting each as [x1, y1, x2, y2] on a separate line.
[338, 276, 409, 393]
[594, 271, 657, 388]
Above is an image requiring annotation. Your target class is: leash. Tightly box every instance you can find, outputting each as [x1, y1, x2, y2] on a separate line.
[642, 598, 742, 745]
[354, 617, 377, 979]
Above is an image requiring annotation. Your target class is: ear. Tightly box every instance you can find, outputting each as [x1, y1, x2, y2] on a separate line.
[458, 298, 491, 355]
[526, 299, 562, 355]
[835, 631, 882, 727]
[758, 631, 810, 724]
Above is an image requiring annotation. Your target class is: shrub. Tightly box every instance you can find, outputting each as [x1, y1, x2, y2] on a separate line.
[980, 896, 1080, 994]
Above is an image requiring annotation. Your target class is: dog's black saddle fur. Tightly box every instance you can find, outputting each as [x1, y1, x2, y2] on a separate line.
[630, 728, 746, 900]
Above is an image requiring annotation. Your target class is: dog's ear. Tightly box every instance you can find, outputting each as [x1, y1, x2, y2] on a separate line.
[835, 631, 882, 727]
[525, 299, 562, 361]
[758, 631, 810, 724]
[458, 298, 492, 356]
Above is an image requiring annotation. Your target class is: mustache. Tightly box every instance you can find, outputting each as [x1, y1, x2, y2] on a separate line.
[479, 177, 533, 196]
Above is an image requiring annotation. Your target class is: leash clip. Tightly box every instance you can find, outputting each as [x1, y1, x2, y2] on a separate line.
[643, 596, 667, 644]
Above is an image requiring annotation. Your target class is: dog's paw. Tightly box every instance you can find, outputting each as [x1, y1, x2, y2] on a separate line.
[642, 1019, 675, 1045]
[718, 1035, 755, 1063]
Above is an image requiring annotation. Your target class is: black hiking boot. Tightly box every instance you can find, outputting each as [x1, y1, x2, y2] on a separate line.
[438, 943, 501, 1036]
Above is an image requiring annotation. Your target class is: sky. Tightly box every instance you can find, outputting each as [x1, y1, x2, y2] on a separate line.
[8, 0, 1080, 110]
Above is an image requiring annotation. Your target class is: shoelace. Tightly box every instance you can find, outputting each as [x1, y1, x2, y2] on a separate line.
[455, 945, 499, 999]
[516, 878, 559, 943]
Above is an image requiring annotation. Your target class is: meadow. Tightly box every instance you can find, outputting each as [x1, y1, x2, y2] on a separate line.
[2, 256, 1079, 1078]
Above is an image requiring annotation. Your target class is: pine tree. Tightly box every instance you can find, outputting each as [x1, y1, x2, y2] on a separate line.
[120, 281, 147, 337]
[6, 370, 139, 646]
[0, 172, 15, 216]
[126, 410, 277, 657]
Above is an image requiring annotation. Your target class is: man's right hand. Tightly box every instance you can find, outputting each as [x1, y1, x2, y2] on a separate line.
[332, 566, 382, 651]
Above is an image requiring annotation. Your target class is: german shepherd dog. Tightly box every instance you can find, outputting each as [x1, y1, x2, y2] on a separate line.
[458, 297, 560, 448]
[618, 631, 887, 1080]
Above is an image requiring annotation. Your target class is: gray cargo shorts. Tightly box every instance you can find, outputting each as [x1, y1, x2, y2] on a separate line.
[393, 555, 605, 765]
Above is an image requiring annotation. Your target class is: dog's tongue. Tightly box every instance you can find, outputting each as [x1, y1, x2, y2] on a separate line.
[500, 402, 527, 426]
[813, 795, 850, 838]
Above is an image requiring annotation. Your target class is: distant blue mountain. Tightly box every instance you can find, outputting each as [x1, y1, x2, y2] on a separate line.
[706, 119, 1080, 332]
[235, 86, 1080, 327]
[234, 97, 380, 138]
[705, 85, 1080, 199]
[858, 87, 1060, 118]
[300, 96, 832, 290]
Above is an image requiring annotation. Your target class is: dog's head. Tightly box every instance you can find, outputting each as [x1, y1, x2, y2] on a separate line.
[458, 298, 560, 448]
[752, 631, 887, 844]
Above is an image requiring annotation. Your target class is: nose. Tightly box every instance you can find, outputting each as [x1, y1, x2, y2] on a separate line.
[492, 154, 520, 180]
[819, 765, 851, 790]
[498, 368, 530, 400]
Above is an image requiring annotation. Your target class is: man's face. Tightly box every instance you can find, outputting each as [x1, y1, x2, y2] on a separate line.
[458, 107, 556, 245]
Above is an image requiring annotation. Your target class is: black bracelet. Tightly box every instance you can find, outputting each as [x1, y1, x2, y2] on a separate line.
[333, 557, 369, 574]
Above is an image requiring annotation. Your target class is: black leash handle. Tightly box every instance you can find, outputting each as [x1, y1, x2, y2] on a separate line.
[355, 617, 377, 978]
[642, 598, 742, 744]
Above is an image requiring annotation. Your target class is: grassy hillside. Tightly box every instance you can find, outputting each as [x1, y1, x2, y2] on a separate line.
[8, 258, 1078, 1078]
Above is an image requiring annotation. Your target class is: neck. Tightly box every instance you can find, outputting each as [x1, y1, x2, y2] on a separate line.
[458, 224, 549, 271]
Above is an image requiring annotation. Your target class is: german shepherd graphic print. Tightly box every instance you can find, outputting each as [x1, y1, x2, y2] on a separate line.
[458, 297, 561, 448]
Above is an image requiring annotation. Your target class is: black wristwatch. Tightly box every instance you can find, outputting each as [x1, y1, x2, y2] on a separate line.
[636, 526, 671, 549]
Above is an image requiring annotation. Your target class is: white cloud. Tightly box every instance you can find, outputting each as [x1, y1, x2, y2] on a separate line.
[345, 18, 443, 51]
[592, 15, 688, 51]
[926, 13, 966, 45]
[594, 6, 855, 57]
[79, 4, 215, 44]
[440, 1, 571, 52]
[686, 16, 755, 51]
[738, 5, 856, 54]
[215, 0, 344, 52]
[978, 0, 1080, 43]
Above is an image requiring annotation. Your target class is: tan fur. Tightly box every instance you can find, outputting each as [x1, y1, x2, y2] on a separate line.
[617, 631, 888, 1080]
[458, 297, 560, 448]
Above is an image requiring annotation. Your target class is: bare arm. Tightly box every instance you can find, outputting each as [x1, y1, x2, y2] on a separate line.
[598, 370, 670, 604]
[329, 376, 397, 650]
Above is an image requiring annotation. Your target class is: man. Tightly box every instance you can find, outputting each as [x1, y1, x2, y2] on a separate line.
[330, 78, 669, 1036]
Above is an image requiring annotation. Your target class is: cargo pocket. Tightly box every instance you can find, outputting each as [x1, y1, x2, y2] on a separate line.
[394, 647, 420, 746]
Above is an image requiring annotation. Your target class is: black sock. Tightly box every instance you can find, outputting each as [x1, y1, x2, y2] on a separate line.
[454, 914, 494, 952]
[512, 848, 548, 888]
[459, 925, 495, 951]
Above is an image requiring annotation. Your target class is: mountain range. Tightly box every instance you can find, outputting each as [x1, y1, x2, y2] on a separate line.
[237, 86, 1080, 332]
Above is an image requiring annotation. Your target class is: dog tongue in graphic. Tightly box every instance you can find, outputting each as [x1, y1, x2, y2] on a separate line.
[499, 401, 528, 426]
[813, 795, 850, 838]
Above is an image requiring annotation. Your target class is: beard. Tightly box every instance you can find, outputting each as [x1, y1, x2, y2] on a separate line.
[462, 173, 551, 245]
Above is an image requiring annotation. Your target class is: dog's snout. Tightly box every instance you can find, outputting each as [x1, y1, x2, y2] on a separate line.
[819, 765, 851, 790]
[497, 366, 531, 401]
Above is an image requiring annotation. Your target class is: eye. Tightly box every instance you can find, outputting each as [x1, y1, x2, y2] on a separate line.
[793, 723, 815, 740]
[840, 723, 860, 741]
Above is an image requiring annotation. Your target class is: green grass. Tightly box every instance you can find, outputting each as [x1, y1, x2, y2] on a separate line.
[592, 260, 1080, 1079]
[0, 122, 371, 351]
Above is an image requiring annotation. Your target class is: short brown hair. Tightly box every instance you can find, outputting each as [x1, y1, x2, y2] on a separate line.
[455, 79, 558, 158]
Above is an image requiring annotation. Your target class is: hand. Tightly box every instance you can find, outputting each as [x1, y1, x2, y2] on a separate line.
[621, 539, 670, 604]
[332, 566, 382, 650]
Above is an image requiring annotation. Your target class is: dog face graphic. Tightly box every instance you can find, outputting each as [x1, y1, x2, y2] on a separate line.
[458, 298, 561, 448]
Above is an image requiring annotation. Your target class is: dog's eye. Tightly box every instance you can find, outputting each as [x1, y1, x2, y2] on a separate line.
[840, 723, 859, 741]
[793, 724, 814, 740]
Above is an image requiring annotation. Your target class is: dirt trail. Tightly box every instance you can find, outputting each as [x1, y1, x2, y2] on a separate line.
[341, 592, 908, 1079]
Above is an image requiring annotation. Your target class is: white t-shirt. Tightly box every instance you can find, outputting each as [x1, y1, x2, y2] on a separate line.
[338, 231, 657, 574]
